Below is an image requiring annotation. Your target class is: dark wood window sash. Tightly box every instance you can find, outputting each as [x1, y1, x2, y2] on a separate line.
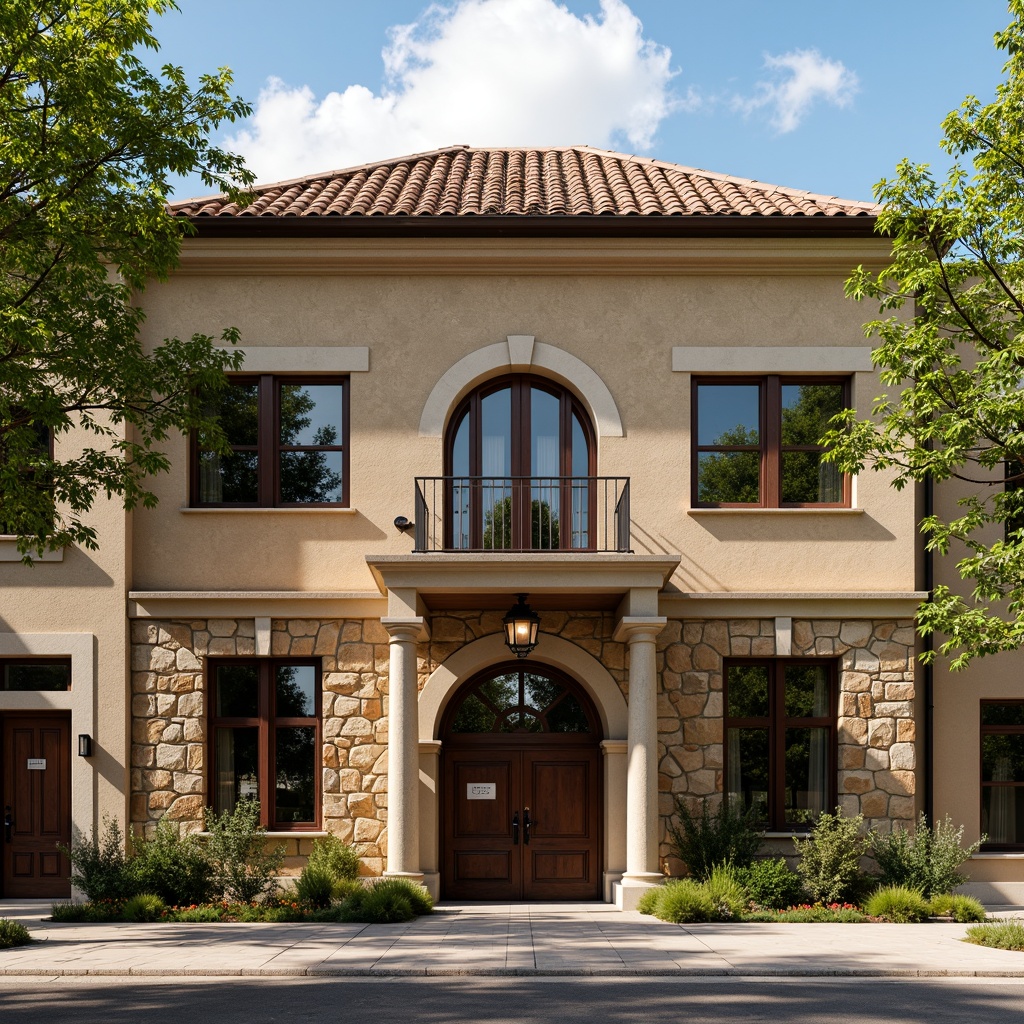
[191, 375, 349, 508]
[980, 699, 1024, 850]
[723, 658, 837, 832]
[207, 659, 322, 831]
[692, 375, 851, 509]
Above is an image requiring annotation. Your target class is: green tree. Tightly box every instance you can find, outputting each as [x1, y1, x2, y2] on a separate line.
[0, 0, 254, 559]
[824, 3, 1024, 667]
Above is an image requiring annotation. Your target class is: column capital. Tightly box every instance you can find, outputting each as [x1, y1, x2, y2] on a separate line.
[613, 616, 667, 644]
[600, 739, 628, 755]
[419, 739, 442, 756]
[381, 616, 429, 643]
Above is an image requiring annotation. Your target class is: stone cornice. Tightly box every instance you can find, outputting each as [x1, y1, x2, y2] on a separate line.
[172, 236, 893, 278]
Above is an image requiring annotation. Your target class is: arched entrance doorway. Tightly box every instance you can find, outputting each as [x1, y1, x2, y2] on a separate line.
[441, 662, 602, 900]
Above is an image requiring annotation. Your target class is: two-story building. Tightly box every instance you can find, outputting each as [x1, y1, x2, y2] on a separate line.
[2, 146, 1020, 906]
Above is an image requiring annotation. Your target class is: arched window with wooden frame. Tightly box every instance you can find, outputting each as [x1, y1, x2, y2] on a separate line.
[444, 374, 596, 551]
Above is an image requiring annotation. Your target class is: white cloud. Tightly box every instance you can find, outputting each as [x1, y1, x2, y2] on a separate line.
[733, 49, 859, 134]
[226, 0, 682, 183]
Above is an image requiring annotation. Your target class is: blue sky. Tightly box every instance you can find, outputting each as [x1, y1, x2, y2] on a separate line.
[152, 0, 1009, 202]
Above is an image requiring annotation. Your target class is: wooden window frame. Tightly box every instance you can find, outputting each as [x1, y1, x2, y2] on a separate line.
[692, 375, 851, 508]
[207, 659, 322, 831]
[980, 700, 1024, 850]
[443, 374, 597, 551]
[723, 658, 837, 832]
[0, 658, 71, 691]
[191, 374, 350, 508]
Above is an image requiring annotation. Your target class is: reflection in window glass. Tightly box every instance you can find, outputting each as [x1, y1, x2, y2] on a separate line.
[697, 385, 761, 446]
[784, 665, 830, 717]
[780, 384, 843, 445]
[212, 383, 259, 446]
[279, 385, 343, 447]
[279, 450, 343, 503]
[784, 727, 828, 823]
[982, 704, 1024, 727]
[450, 694, 498, 732]
[275, 727, 315, 823]
[216, 665, 259, 718]
[2, 661, 70, 691]
[727, 665, 769, 718]
[697, 451, 760, 504]
[199, 450, 258, 504]
[726, 727, 769, 819]
[478, 674, 518, 712]
[523, 674, 562, 712]
[546, 695, 591, 733]
[981, 702, 1024, 847]
[276, 665, 316, 717]
[781, 451, 842, 504]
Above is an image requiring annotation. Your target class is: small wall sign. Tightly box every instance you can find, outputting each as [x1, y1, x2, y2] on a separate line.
[26, 759, 46, 770]
[467, 783, 496, 800]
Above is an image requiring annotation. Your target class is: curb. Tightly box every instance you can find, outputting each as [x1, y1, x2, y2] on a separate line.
[3, 967, 1024, 978]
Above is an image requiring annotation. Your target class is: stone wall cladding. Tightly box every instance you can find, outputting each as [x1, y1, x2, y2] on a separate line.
[131, 613, 914, 876]
[656, 618, 917, 867]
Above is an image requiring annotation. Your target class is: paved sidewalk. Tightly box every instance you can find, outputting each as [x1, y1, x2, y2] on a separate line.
[2, 900, 1024, 978]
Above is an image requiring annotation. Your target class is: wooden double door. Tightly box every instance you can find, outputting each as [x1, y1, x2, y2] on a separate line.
[1, 714, 72, 898]
[443, 744, 601, 901]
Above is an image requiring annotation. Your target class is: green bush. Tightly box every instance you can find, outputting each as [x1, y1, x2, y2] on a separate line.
[121, 893, 166, 922]
[165, 905, 222, 922]
[703, 864, 749, 920]
[794, 808, 869, 905]
[339, 878, 433, 924]
[964, 920, 1024, 949]
[132, 819, 215, 906]
[929, 893, 987, 922]
[651, 879, 714, 924]
[743, 905, 867, 923]
[636, 886, 662, 915]
[306, 834, 360, 883]
[667, 798, 763, 879]
[0, 919, 31, 948]
[203, 799, 285, 904]
[331, 878, 361, 903]
[295, 866, 335, 909]
[870, 814, 984, 898]
[864, 885, 930, 922]
[49, 900, 122, 923]
[61, 816, 139, 902]
[736, 858, 805, 910]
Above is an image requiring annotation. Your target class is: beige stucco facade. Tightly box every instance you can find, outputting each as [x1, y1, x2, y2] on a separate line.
[2, 184, 1017, 905]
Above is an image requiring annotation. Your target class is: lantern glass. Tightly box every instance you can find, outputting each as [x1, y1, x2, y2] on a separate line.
[503, 595, 540, 658]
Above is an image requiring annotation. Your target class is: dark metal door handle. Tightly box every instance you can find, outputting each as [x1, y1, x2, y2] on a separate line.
[3, 806, 11, 844]
[512, 812, 519, 845]
[524, 807, 535, 845]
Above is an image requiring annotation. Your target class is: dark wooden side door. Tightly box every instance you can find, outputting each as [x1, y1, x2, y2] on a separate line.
[2, 713, 72, 898]
[443, 745, 600, 900]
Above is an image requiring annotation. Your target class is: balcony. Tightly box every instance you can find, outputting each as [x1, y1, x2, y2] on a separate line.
[413, 476, 631, 554]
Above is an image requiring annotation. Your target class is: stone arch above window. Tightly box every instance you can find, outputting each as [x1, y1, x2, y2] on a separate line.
[418, 335, 624, 438]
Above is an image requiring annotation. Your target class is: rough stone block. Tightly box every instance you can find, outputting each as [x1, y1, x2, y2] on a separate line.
[875, 770, 916, 795]
[839, 622, 873, 648]
[841, 771, 873, 795]
[867, 718, 895, 749]
[860, 791, 888, 818]
[889, 742, 916, 770]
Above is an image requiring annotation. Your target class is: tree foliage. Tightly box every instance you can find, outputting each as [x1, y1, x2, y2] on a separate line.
[823, 3, 1024, 667]
[0, 0, 254, 558]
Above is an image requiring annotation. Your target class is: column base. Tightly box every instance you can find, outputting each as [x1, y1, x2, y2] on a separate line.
[614, 873, 664, 911]
[382, 870, 426, 887]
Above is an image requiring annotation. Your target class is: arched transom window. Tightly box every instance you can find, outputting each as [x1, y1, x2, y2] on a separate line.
[445, 375, 595, 550]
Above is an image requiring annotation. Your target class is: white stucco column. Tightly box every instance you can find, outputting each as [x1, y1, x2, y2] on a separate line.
[381, 617, 426, 882]
[614, 616, 666, 897]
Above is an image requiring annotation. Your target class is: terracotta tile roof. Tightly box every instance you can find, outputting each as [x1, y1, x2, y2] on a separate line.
[170, 146, 879, 221]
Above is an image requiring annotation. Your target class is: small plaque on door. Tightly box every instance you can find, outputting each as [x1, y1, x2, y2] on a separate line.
[467, 783, 496, 800]
[27, 759, 46, 770]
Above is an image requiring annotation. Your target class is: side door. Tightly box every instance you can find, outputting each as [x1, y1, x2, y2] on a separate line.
[521, 748, 600, 901]
[443, 750, 522, 900]
[2, 713, 72, 898]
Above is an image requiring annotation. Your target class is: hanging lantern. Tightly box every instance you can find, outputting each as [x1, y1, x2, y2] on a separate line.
[503, 594, 541, 659]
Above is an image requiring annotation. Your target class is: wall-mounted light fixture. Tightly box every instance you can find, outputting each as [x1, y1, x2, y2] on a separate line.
[503, 594, 541, 659]
[77, 734, 93, 758]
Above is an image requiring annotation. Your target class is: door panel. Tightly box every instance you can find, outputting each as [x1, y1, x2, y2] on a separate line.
[2, 714, 72, 898]
[442, 745, 600, 901]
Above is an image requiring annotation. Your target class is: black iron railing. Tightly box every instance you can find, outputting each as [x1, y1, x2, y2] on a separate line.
[413, 476, 631, 553]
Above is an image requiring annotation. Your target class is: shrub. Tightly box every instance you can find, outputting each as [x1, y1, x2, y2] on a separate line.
[331, 878, 361, 903]
[306, 834, 360, 883]
[703, 863, 748, 920]
[667, 798, 763, 879]
[743, 904, 867, 923]
[736, 858, 805, 910]
[165, 905, 222, 923]
[61, 816, 139, 902]
[295, 866, 335, 909]
[0, 919, 31, 948]
[636, 886, 662, 915]
[339, 879, 433, 924]
[49, 900, 122, 923]
[203, 799, 285, 904]
[870, 814, 984, 898]
[929, 893, 987, 923]
[121, 893, 166, 922]
[794, 808, 869, 905]
[132, 819, 215, 906]
[652, 879, 714, 924]
[964, 920, 1024, 949]
[864, 885, 930, 923]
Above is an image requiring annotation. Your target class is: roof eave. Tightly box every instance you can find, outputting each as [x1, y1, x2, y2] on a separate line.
[176, 213, 885, 240]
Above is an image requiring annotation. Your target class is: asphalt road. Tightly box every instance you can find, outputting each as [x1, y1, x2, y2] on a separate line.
[1, 977, 1023, 1024]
